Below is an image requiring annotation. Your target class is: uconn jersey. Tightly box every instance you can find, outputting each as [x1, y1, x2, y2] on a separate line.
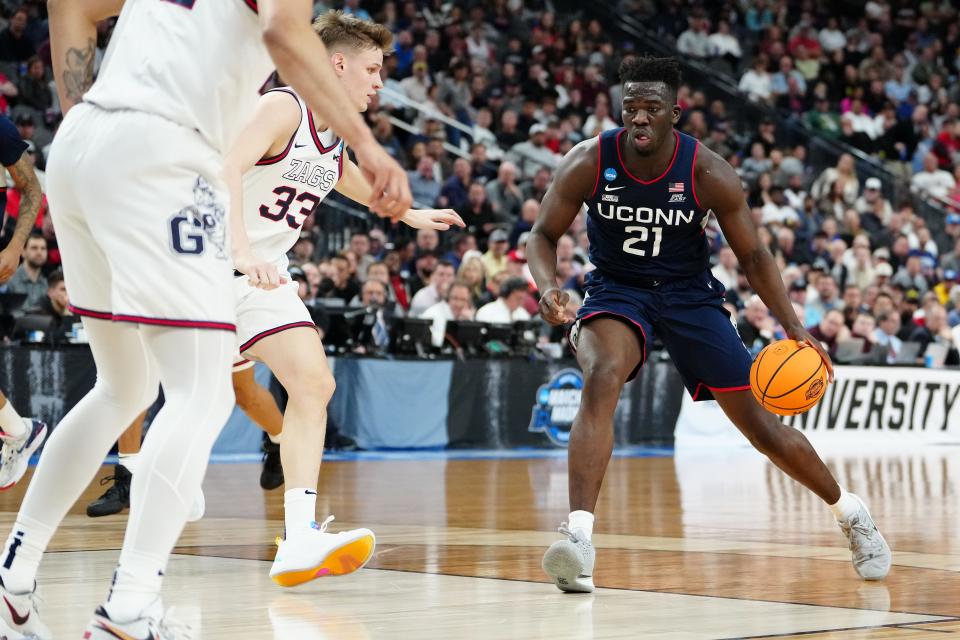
[242, 88, 345, 275]
[85, 0, 273, 153]
[585, 130, 711, 281]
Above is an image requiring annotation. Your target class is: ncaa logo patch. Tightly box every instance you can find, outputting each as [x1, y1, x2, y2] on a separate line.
[603, 167, 618, 182]
[529, 368, 583, 447]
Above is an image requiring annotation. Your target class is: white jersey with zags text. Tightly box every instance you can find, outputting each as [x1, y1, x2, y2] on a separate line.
[242, 88, 345, 274]
[83, 0, 274, 153]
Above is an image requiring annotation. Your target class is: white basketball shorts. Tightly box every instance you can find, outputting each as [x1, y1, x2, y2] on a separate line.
[46, 104, 235, 331]
[232, 275, 315, 369]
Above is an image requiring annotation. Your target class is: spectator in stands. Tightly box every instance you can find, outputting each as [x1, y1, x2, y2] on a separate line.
[811, 153, 859, 207]
[469, 143, 495, 183]
[708, 20, 742, 67]
[359, 278, 388, 307]
[400, 61, 431, 105]
[807, 308, 848, 356]
[805, 272, 840, 326]
[407, 155, 440, 208]
[421, 281, 475, 347]
[456, 256, 486, 308]
[324, 254, 360, 303]
[676, 17, 710, 60]
[941, 233, 960, 272]
[934, 270, 958, 306]
[350, 232, 374, 281]
[476, 276, 532, 324]
[911, 152, 956, 201]
[872, 310, 902, 364]
[804, 97, 841, 138]
[711, 245, 738, 291]
[0, 8, 34, 62]
[737, 295, 775, 356]
[510, 199, 539, 248]
[582, 97, 618, 138]
[850, 313, 877, 353]
[761, 186, 799, 225]
[509, 123, 558, 180]
[485, 161, 523, 221]
[481, 228, 510, 279]
[443, 233, 474, 270]
[909, 304, 958, 364]
[521, 166, 553, 203]
[738, 54, 772, 103]
[854, 177, 892, 225]
[438, 157, 471, 209]
[17, 56, 51, 114]
[771, 56, 806, 99]
[892, 251, 929, 294]
[409, 259, 455, 317]
[457, 182, 498, 244]
[36, 268, 70, 318]
[6, 231, 47, 309]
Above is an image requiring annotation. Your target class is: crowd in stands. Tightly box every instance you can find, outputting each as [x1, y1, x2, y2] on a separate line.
[0, 0, 957, 365]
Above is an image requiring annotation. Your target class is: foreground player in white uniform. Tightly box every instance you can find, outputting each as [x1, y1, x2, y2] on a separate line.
[225, 11, 463, 587]
[0, 0, 411, 638]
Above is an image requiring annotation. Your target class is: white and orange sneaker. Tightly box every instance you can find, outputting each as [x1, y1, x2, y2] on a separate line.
[269, 516, 375, 587]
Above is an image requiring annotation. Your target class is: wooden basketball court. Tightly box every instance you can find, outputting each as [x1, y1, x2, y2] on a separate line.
[2, 445, 957, 639]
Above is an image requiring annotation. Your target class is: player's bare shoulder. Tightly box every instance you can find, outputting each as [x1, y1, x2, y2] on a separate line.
[692, 140, 743, 215]
[552, 136, 602, 201]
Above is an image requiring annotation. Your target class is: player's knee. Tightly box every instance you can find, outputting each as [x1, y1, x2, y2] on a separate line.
[581, 358, 632, 391]
[285, 368, 335, 407]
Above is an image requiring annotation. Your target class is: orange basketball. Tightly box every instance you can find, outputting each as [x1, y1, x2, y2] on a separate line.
[750, 339, 828, 416]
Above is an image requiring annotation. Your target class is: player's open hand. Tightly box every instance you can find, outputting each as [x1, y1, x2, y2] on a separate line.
[790, 327, 835, 383]
[539, 287, 574, 326]
[0, 246, 20, 284]
[234, 251, 286, 291]
[400, 209, 465, 231]
[354, 144, 412, 221]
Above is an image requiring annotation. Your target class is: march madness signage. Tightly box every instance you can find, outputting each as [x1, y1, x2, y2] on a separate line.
[529, 368, 583, 446]
[782, 366, 960, 438]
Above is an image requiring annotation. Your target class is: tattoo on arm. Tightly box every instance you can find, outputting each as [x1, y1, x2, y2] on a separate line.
[62, 37, 96, 104]
[6, 158, 42, 249]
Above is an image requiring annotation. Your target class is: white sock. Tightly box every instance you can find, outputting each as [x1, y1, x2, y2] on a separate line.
[0, 514, 55, 594]
[568, 510, 595, 540]
[268, 432, 281, 445]
[105, 549, 165, 623]
[0, 400, 27, 439]
[829, 489, 860, 521]
[118, 453, 138, 473]
[284, 488, 317, 538]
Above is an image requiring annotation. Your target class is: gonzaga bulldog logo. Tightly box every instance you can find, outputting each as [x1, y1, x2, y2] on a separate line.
[169, 176, 228, 259]
[529, 368, 583, 446]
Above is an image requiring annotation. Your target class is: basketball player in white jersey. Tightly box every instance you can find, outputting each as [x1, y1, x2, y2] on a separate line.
[225, 11, 462, 587]
[0, 0, 411, 638]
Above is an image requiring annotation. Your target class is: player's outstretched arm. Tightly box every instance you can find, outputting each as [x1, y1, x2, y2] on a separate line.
[697, 145, 834, 381]
[258, 0, 411, 220]
[0, 156, 42, 283]
[223, 92, 301, 290]
[48, 0, 125, 115]
[528, 139, 597, 325]
[336, 160, 465, 231]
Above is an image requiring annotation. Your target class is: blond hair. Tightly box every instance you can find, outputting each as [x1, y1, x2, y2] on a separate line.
[312, 10, 394, 54]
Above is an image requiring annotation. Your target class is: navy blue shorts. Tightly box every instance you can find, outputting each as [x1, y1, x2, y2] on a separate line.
[570, 269, 752, 401]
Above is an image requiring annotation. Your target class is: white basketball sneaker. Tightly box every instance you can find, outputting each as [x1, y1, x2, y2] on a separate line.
[837, 494, 891, 580]
[270, 516, 375, 587]
[0, 575, 52, 640]
[84, 599, 191, 640]
[542, 523, 595, 593]
[0, 419, 49, 490]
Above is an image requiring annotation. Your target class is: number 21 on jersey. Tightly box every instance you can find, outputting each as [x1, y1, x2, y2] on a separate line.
[623, 226, 662, 257]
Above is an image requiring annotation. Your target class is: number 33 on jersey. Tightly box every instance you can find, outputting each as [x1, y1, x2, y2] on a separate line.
[243, 88, 344, 272]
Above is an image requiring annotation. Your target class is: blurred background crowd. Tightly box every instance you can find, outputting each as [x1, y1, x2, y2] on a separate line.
[0, 0, 957, 366]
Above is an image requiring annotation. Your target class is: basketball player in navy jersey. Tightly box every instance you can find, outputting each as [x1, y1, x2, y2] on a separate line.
[529, 57, 891, 593]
